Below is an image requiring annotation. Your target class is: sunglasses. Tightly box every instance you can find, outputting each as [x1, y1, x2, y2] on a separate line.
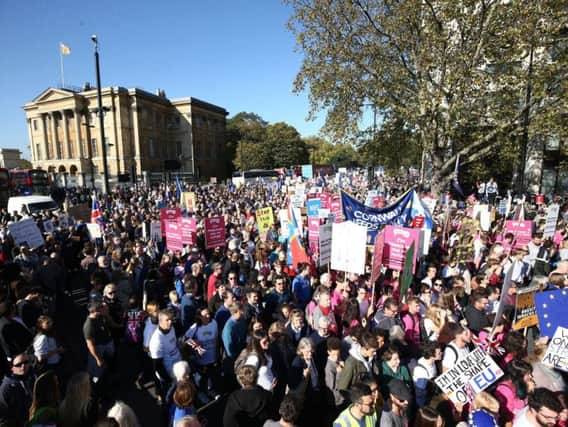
[14, 360, 31, 367]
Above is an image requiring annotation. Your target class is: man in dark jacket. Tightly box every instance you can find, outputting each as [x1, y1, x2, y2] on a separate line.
[223, 365, 272, 427]
[337, 332, 379, 395]
[464, 291, 490, 334]
[0, 352, 34, 427]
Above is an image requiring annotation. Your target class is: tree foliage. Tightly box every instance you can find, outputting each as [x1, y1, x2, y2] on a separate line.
[304, 136, 360, 166]
[287, 0, 568, 194]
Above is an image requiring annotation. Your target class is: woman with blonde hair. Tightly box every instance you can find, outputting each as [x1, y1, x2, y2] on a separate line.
[468, 391, 499, 426]
[107, 401, 139, 427]
[423, 304, 448, 341]
[58, 371, 98, 427]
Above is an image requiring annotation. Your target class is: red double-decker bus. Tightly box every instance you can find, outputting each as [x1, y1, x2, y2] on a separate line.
[9, 169, 50, 196]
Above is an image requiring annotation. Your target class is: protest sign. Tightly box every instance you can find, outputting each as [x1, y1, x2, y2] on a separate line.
[504, 220, 534, 248]
[301, 164, 313, 179]
[318, 208, 330, 219]
[279, 209, 289, 237]
[160, 208, 181, 237]
[295, 183, 306, 198]
[256, 207, 274, 233]
[513, 289, 538, 330]
[321, 192, 331, 209]
[365, 190, 378, 208]
[541, 326, 568, 372]
[86, 223, 102, 240]
[8, 218, 44, 249]
[150, 221, 162, 242]
[382, 225, 420, 271]
[180, 217, 197, 246]
[330, 196, 342, 224]
[205, 216, 226, 249]
[318, 223, 332, 266]
[68, 203, 90, 223]
[434, 348, 504, 405]
[543, 204, 560, 239]
[182, 192, 197, 212]
[330, 221, 366, 274]
[165, 221, 184, 252]
[370, 231, 384, 286]
[306, 199, 322, 218]
[535, 289, 567, 338]
[308, 217, 321, 263]
[43, 220, 54, 234]
[290, 194, 304, 209]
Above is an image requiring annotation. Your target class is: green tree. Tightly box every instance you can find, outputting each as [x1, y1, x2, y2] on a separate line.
[234, 140, 273, 170]
[227, 112, 269, 171]
[267, 122, 309, 167]
[287, 0, 568, 195]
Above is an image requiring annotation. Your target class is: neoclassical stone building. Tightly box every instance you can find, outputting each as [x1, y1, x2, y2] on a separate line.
[23, 86, 228, 187]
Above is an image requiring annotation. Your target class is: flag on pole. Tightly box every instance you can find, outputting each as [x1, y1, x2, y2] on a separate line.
[175, 176, 182, 202]
[286, 203, 310, 269]
[451, 154, 465, 198]
[399, 241, 415, 303]
[60, 43, 71, 55]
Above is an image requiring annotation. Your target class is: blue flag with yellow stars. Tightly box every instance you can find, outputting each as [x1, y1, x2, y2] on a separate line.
[534, 289, 568, 338]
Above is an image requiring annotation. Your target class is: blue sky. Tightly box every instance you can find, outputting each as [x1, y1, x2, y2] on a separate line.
[0, 0, 331, 158]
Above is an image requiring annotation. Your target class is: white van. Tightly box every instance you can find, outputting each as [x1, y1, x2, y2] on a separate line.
[7, 195, 58, 215]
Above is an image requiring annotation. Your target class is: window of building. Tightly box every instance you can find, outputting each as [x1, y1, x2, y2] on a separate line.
[156, 113, 161, 129]
[33, 120, 37, 131]
[194, 115, 201, 128]
[176, 141, 182, 156]
[147, 109, 153, 129]
[149, 138, 154, 157]
[91, 138, 98, 157]
[35, 144, 41, 160]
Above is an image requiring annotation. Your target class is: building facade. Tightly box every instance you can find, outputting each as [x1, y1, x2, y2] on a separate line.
[0, 149, 22, 169]
[23, 86, 228, 188]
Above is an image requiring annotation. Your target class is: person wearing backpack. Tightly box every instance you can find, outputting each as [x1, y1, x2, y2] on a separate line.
[400, 297, 421, 357]
[442, 323, 471, 372]
[234, 329, 276, 391]
[412, 342, 442, 407]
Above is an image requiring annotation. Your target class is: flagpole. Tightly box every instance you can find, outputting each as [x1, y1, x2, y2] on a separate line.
[59, 42, 65, 87]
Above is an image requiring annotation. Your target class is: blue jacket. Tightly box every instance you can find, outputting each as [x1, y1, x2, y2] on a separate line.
[222, 317, 247, 359]
[180, 294, 197, 331]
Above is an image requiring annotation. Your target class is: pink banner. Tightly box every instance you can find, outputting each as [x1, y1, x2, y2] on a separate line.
[504, 220, 534, 249]
[180, 217, 197, 246]
[308, 217, 321, 263]
[165, 221, 183, 252]
[205, 216, 226, 249]
[321, 192, 331, 209]
[382, 225, 420, 271]
[371, 231, 385, 286]
[160, 208, 181, 237]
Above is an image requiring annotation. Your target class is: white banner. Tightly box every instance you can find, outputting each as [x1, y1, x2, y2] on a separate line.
[542, 326, 568, 372]
[8, 218, 45, 249]
[86, 223, 102, 240]
[330, 221, 367, 274]
[150, 221, 162, 242]
[279, 209, 289, 237]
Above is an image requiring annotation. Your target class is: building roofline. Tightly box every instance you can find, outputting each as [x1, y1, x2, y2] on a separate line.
[171, 97, 228, 115]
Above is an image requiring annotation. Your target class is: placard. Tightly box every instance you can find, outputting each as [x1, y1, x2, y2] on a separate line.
[279, 209, 289, 237]
[150, 221, 162, 242]
[160, 208, 181, 237]
[318, 223, 332, 267]
[543, 204, 560, 239]
[43, 220, 54, 234]
[165, 221, 183, 252]
[541, 326, 568, 372]
[256, 207, 274, 233]
[330, 196, 342, 224]
[182, 192, 197, 213]
[301, 164, 313, 179]
[290, 194, 304, 209]
[330, 221, 366, 274]
[86, 223, 102, 240]
[180, 217, 197, 246]
[513, 290, 538, 330]
[504, 220, 534, 248]
[205, 216, 226, 249]
[67, 203, 91, 223]
[370, 231, 385, 286]
[306, 199, 322, 218]
[434, 348, 504, 404]
[8, 218, 45, 249]
[308, 217, 321, 264]
[382, 225, 420, 271]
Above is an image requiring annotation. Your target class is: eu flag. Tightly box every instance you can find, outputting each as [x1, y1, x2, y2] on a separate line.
[534, 289, 568, 338]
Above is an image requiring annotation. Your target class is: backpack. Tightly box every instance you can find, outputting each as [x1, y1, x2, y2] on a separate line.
[419, 318, 433, 343]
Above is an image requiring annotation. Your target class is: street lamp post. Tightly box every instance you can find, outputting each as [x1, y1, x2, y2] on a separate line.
[92, 35, 110, 194]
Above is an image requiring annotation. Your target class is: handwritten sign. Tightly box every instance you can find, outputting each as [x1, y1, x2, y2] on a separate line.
[257, 207, 274, 233]
[542, 326, 568, 372]
[434, 348, 503, 404]
[543, 204, 560, 239]
[205, 216, 226, 249]
[513, 290, 538, 330]
[8, 218, 45, 249]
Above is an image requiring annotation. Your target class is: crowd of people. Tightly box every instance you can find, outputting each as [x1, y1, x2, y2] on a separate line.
[0, 171, 566, 427]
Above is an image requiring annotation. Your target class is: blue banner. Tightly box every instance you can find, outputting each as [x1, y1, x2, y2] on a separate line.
[341, 189, 433, 245]
[306, 199, 321, 217]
